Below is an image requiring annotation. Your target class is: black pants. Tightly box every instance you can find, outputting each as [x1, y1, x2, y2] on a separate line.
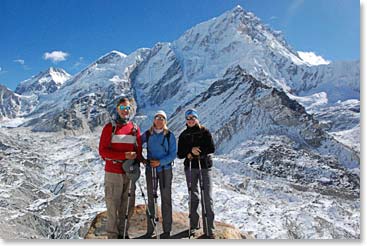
[185, 167, 215, 235]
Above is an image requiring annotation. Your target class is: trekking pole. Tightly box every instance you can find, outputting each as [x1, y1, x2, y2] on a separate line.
[123, 179, 133, 239]
[188, 159, 192, 239]
[198, 158, 209, 237]
[137, 180, 156, 231]
[152, 167, 160, 239]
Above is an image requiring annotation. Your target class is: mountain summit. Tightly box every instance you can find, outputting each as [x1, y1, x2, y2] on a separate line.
[15, 67, 71, 96]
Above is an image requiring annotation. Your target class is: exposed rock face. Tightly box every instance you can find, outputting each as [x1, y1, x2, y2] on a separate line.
[0, 84, 21, 120]
[84, 204, 250, 239]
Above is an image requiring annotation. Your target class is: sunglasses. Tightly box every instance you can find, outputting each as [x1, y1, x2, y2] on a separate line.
[155, 116, 166, 121]
[118, 105, 131, 111]
[186, 116, 197, 121]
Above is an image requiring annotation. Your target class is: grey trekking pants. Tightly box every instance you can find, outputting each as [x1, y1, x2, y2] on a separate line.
[185, 168, 215, 235]
[105, 172, 136, 239]
[145, 168, 173, 234]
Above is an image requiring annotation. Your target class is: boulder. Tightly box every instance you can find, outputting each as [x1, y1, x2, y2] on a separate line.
[85, 204, 251, 239]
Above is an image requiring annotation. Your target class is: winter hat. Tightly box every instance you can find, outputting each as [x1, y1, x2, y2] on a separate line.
[154, 110, 167, 120]
[185, 109, 199, 119]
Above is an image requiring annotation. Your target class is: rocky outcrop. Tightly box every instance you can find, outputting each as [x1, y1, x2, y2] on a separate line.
[85, 204, 250, 239]
[0, 84, 21, 120]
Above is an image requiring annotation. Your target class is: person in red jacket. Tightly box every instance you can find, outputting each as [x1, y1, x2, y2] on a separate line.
[99, 97, 142, 239]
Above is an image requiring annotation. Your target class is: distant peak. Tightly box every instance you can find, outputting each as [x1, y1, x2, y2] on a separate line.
[46, 67, 68, 74]
[96, 50, 127, 65]
[231, 5, 245, 14]
[108, 50, 127, 58]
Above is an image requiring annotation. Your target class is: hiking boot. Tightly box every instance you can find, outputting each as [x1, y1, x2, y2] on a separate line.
[160, 231, 170, 239]
[202, 233, 216, 239]
[141, 232, 153, 239]
[117, 234, 130, 239]
[190, 226, 200, 235]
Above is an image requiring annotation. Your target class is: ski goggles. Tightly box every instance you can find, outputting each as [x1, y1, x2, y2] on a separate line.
[118, 105, 131, 111]
[154, 116, 166, 121]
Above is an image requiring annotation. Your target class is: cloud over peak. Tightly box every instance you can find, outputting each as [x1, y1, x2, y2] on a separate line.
[43, 51, 69, 63]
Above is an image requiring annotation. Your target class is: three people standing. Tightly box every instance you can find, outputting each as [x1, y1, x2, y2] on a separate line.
[99, 101, 215, 239]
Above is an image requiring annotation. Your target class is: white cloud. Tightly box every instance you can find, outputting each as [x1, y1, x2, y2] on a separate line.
[14, 59, 25, 65]
[0, 66, 2, 72]
[43, 51, 69, 63]
[298, 51, 331, 66]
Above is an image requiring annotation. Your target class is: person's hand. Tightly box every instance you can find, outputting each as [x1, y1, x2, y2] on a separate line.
[192, 147, 201, 156]
[187, 153, 193, 160]
[150, 160, 160, 168]
[125, 152, 137, 160]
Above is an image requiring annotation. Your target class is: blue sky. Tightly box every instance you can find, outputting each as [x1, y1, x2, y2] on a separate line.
[0, 0, 360, 90]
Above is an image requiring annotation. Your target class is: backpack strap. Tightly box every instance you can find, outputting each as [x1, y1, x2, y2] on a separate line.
[109, 120, 117, 147]
[162, 130, 174, 167]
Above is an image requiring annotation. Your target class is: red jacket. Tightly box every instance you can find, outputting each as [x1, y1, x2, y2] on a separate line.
[99, 121, 142, 174]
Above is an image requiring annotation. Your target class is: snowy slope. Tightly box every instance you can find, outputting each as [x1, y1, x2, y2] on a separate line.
[15, 67, 72, 96]
[0, 127, 360, 239]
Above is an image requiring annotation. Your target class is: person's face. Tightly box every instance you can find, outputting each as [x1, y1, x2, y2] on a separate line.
[117, 101, 131, 119]
[186, 115, 197, 127]
[154, 115, 166, 129]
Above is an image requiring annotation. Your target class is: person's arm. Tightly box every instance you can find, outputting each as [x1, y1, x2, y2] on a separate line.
[177, 133, 190, 159]
[160, 133, 177, 166]
[99, 124, 126, 160]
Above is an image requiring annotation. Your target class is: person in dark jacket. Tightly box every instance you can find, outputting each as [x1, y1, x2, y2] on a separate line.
[177, 108, 216, 239]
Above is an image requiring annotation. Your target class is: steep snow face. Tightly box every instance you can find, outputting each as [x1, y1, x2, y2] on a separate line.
[173, 6, 304, 78]
[132, 5, 358, 118]
[289, 61, 360, 103]
[15, 67, 72, 96]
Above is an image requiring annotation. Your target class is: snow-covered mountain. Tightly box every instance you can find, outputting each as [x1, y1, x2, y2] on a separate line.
[22, 50, 150, 133]
[15, 67, 71, 96]
[169, 66, 359, 169]
[0, 5, 360, 239]
[0, 84, 21, 120]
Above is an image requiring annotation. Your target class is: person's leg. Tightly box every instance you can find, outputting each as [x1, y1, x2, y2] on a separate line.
[105, 172, 124, 239]
[145, 168, 155, 235]
[200, 168, 215, 236]
[159, 168, 173, 235]
[185, 168, 200, 230]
